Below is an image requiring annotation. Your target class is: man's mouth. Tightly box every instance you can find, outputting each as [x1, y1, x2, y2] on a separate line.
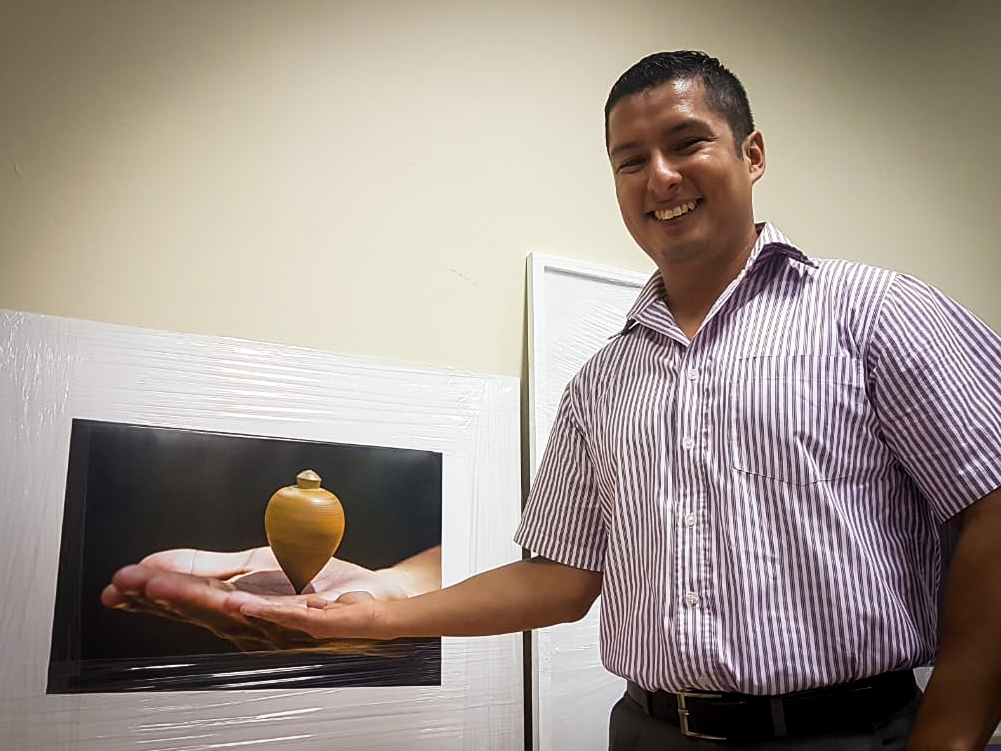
[653, 200, 698, 221]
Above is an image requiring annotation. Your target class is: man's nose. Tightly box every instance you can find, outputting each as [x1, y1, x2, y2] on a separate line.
[648, 153, 681, 195]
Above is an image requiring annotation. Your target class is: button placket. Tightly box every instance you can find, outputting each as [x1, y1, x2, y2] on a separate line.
[676, 355, 707, 649]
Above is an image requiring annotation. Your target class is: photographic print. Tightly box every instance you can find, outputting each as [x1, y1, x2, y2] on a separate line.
[48, 420, 442, 692]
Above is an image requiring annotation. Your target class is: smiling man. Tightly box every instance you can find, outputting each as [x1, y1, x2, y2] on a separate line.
[606, 73, 763, 338]
[105, 52, 1001, 751]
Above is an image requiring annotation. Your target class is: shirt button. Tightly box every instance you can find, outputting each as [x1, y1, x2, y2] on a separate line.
[686, 368, 699, 381]
[681, 437, 695, 450]
[685, 513, 697, 528]
[685, 592, 700, 607]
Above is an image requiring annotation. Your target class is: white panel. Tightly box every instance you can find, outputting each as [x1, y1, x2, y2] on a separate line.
[0, 310, 523, 751]
[526, 254, 649, 751]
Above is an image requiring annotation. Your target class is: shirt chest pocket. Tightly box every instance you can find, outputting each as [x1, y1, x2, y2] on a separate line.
[727, 355, 874, 485]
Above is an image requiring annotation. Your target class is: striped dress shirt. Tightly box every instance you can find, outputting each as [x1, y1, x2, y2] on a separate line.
[515, 223, 1001, 695]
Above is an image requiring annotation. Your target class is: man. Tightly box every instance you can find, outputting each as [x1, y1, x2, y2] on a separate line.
[106, 51, 1001, 749]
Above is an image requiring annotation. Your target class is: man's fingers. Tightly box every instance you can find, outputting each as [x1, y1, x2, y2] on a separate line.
[240, 602, 319, 631]
[238, 597, 378, 643]
[143, 570, 235, 606]
[101, 566, 323, 652]
[110, 564, 155, 595]
[100, 583, 127, 609]
[223, 590, 273, 613]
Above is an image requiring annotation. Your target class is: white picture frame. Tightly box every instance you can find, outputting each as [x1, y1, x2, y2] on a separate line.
[0, 310, 523, 751]
[525, 252, 650, 751]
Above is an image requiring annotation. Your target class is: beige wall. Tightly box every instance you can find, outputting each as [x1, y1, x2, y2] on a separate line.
[2, 0, 998, 378]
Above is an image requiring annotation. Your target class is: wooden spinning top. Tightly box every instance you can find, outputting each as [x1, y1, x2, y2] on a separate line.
[264, 469, 345, 594]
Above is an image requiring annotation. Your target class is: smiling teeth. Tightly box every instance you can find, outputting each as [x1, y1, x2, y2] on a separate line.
[655, 201, 697, 221]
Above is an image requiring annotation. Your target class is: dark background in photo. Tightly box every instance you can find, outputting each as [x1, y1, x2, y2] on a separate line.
[48, 419, 442, 692]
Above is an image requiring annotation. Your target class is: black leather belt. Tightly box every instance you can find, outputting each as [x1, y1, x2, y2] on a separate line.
[626, 670, 918, 742]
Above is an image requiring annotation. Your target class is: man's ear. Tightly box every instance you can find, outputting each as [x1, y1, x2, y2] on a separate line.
[744, 130, 766, 184]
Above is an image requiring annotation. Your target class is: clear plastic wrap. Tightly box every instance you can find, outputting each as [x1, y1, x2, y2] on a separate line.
[0, 309, 523, 750]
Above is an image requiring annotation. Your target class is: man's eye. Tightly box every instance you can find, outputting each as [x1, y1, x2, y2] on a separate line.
[677, 138, 705, 152]
[616, 158, 644, 172]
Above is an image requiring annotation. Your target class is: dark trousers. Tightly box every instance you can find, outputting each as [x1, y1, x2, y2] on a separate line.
[608, 690, 922, 750]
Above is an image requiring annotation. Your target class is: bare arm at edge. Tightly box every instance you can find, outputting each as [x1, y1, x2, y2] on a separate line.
[907, 486, 1001, 751]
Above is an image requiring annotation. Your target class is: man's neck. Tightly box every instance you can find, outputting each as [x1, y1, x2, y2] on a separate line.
[658, 230, 759, 340]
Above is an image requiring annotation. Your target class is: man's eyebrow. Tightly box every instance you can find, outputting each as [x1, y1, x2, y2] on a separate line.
[608, 119, 708, 157]
[609, 141, 642, 157]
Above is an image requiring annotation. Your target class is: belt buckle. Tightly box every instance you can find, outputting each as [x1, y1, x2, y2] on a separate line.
[677, 691, 726, 741]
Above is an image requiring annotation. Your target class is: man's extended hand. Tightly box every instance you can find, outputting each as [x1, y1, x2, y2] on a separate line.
[104, 549, 597, 651]
[101, 547, 423, 652]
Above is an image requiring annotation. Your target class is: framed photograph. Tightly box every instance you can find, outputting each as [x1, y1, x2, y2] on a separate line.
[526, 252, 650, 751]
[49, 419, 443, 692]
[0, 310, 523, 751]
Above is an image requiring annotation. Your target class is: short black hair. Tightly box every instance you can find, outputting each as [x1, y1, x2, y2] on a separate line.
[604, 51, 754, 153]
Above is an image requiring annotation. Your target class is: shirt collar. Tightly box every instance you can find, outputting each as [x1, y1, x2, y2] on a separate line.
[621, 222, 816, 333]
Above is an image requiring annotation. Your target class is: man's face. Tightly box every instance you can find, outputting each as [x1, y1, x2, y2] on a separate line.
[607, 78, 764, 272]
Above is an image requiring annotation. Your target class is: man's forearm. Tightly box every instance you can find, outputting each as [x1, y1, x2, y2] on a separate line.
[907, 488, 1001, 751]
[375, 556, 602, 639]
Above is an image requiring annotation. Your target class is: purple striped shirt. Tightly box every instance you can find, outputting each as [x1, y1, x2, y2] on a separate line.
[515, 223, 1001, 695]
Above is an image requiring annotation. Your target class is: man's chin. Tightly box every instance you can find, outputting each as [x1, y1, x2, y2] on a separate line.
[642, 240, 707, 269]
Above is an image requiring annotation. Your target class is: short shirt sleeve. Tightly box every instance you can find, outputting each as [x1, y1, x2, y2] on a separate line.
[868, 273, 1001, 521]
[514, 379, 608, 571]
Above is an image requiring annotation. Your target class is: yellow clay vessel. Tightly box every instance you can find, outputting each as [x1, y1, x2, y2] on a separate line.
[264, 469, 345, 594]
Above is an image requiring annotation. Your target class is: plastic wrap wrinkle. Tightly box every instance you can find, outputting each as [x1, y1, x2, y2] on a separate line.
[1, 309, 522, 750]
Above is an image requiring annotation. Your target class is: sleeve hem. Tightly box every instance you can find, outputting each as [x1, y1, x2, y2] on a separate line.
[513, 529, 604, 573]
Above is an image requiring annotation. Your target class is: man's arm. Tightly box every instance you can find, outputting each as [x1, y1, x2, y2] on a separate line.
[907, 486, 1001, 751]
[235, 556, 603, 640]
